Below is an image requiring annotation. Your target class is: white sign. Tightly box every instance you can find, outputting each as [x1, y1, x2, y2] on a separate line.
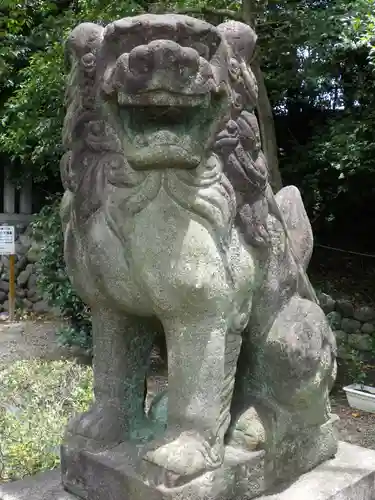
[0, 226, 15, 255]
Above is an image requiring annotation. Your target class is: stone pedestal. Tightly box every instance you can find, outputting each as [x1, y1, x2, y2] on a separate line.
[57, 441, 375, 500]
[1, 443, 375, 500]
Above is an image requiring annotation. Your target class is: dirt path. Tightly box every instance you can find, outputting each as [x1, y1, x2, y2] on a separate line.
[0, 319, 80, 364]
[1, 319, 374, 450]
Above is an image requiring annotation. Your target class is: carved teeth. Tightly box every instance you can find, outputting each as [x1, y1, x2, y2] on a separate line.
[117, 91, 210, 108]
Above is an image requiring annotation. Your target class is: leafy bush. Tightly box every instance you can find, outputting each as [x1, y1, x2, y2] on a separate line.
[0, 360, 93, 481]
[31, 200, 92, 351]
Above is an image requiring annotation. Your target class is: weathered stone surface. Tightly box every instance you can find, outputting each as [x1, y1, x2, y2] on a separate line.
[60, 13, 337, 497]
[335, 299, 354, 318]
[17, 263, 33, 287]
[0, 280, 9, 293]
[318, 293, 335, 314]
[362, 322, 375, 335]
[348, 333, 373, 352]
[0, 469, 75, 500]
[33, 300, 50, 314]
[326, 311, 342, 330]
[27, 273, 38, 291]
[26, 243, 41, 263]
[16, 288, 26, 298]
[257, 442, 375, 500]
[3, 443, 375, 500]
[62, 418, 337, 500]
[15, 254, 28, 273]
[23, 298, 33, 310]
[341, 318, 361, 334]
[337, 344, 352, 360]
[354, 305, 375, 322]
[334, 330, 347, 345]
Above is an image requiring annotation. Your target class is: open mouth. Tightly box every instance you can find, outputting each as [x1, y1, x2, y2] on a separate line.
[117, 91, 213, 135]
[107, 88, 228, 169]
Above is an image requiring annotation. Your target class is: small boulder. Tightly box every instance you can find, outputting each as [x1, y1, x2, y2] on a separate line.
[326, 311, 342, 330]
[26, 243, 41, 263]
[354, 306, 375, 323]
[337, 344, 352, 360]
[318, 293, 335, 314]
[348, 333, 373, 352]
[0, 280, 10, 293]
[22, 298, 33, 310]
[361, 322, 375, 335]
[341, 318, 361, 334]
[334, 330, 347, 345]
[336, 299, 354, 318]
[33, 300, 49, 314]
[17, 264, 33, 287]
[27, 273, 38, 291]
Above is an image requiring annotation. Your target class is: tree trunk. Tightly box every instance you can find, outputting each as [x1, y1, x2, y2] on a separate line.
[251, 60, 283, 193]
[242, 0, 283, 193]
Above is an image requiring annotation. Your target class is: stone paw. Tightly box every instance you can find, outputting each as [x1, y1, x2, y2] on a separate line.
[227, 406, 266, 451]
[65, 403, 127, 447]
[144, 431, 224, 477]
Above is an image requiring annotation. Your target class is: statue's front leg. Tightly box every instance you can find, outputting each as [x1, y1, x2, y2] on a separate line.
[145, 313, 237, 478]
[65, 308, 156, 449]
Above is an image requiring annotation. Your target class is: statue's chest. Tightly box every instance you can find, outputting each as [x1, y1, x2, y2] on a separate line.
[128, 187, 256, 317]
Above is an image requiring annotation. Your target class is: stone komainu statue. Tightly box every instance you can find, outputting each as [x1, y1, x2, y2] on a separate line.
[60, 14, 337, 499]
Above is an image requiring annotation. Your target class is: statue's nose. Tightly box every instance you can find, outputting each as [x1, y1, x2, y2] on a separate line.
[128, 40, 200, 80]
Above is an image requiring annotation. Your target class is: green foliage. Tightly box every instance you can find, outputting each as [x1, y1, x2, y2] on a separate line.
[0, 359, 93, 481]
[31, 200, 92, 350]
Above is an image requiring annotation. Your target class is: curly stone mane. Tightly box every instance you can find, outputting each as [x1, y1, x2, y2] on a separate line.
[215, 21, 271, 248]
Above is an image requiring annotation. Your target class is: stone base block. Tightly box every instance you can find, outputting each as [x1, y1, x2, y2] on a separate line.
[1, 443, 375, 500]
[58, 441, 375, 500]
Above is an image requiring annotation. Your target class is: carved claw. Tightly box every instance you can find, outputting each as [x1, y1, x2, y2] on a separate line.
[144, 431, 224, 477]
[228, 406, 266, 451]
[65, 404, 127, 447]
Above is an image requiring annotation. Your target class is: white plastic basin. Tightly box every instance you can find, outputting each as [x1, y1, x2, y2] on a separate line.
[343, 384, 375, 413]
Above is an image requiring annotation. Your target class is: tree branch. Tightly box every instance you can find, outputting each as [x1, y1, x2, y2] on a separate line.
[176, 7, 244, 22]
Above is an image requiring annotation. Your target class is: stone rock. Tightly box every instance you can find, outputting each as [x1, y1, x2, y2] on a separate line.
[337, 344, 352, 360]
[334, 330, 347, 345]
[32, 300, 49, 314]
[26, 243, 41, 263]
[16, 288, 26, 298]
[15, 240, 29, 256]
[28, 290, 41, 302]
[27, 273, 38, 291]
[348, 333, 373, 352]
[0, 280, 10, 293]
[335, 299, 354, 318]
[15, 254, 28, 273]
[354, 305, 375, 323]
[0, 290, 6, 302]
[341, 318, 361, 334]
[17, 263, 33, 287]
[326, 311, 342, 330]
[318, 293, 335, 314]
[361, 322, 375, 335]
[3, 300, 9, 312]
[19, 232, 33, 249]
[22, 298, 33, 310]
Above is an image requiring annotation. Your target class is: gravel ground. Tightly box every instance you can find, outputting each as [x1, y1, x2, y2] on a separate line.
[1, 319, 375, 450]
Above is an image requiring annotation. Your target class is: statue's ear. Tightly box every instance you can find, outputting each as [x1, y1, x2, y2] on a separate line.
[65, 22, 104, 63]
[217, 21, 257, 64]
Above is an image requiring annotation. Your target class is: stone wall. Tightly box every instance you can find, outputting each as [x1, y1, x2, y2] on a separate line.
[318, 293, 375, 361]
[0, 224, 48, 316]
